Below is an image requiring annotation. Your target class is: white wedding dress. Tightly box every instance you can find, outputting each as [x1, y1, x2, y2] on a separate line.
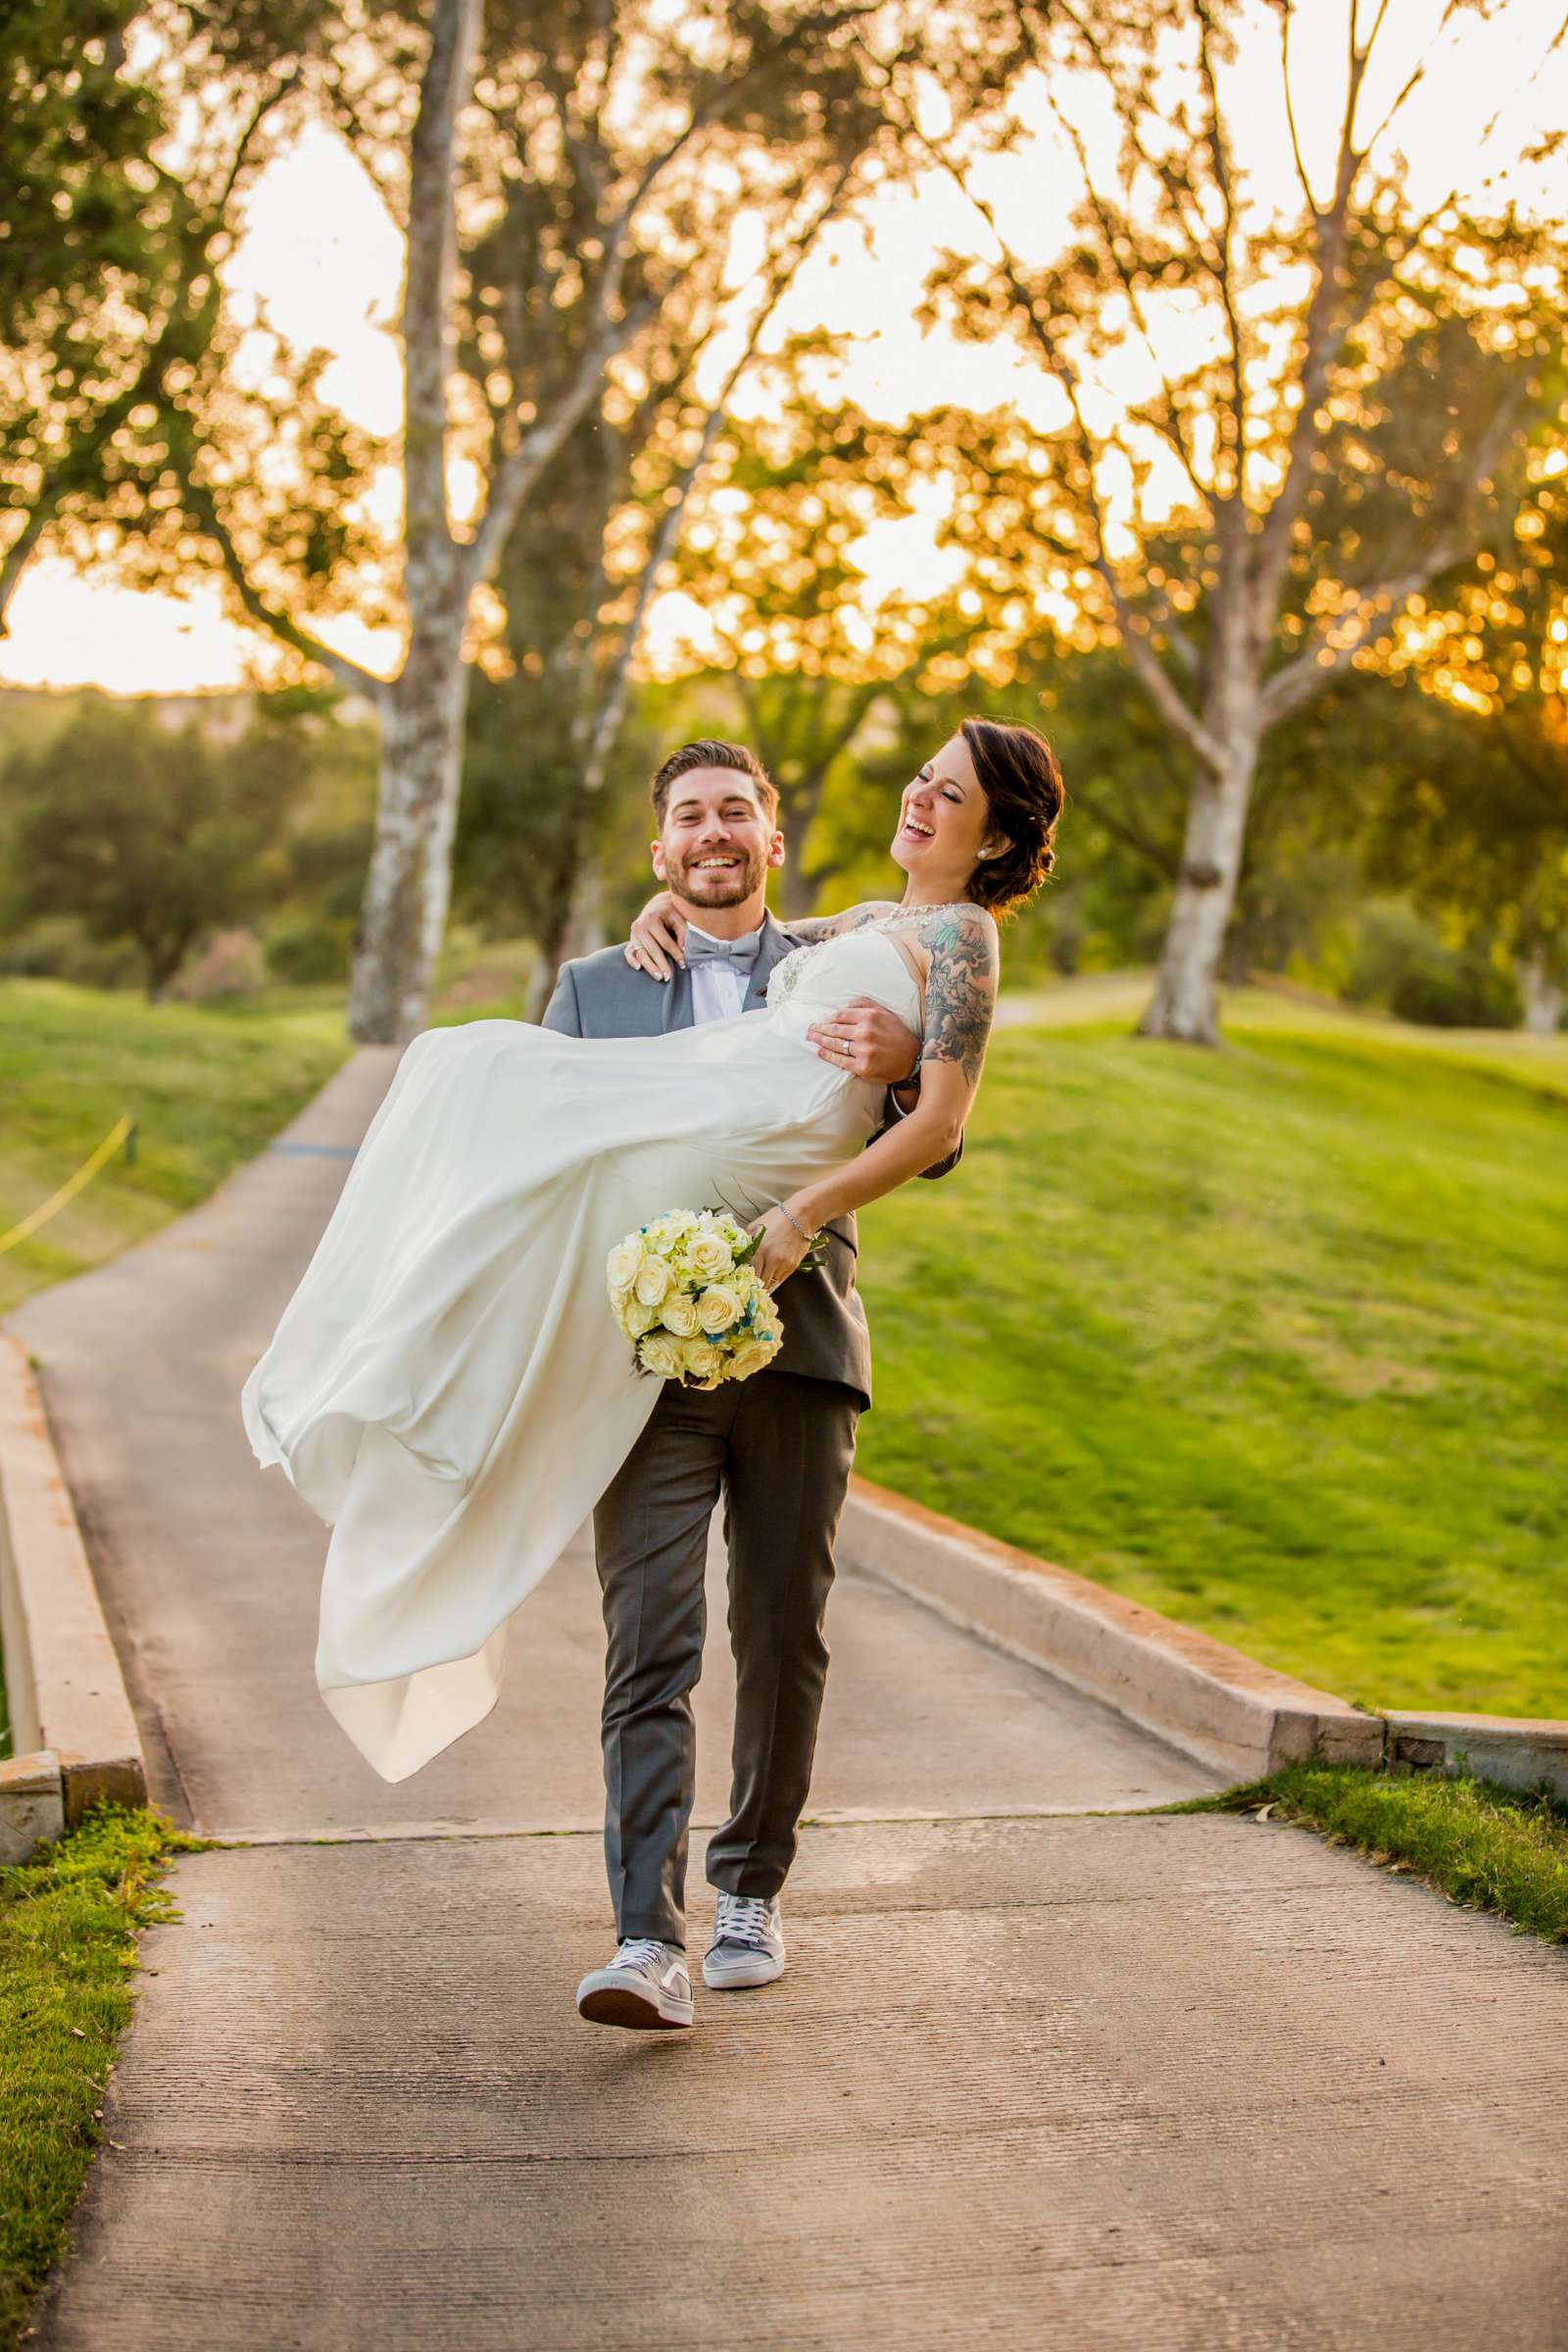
[240, 926, 923, 1782]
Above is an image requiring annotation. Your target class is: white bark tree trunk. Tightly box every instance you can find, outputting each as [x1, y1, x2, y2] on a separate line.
[1137, 758, 1254, 1045]
[1520, 948, 1565, 1036]
[343, 0, 477, 1047]
[1139, 599, 1260, 1044]
[347, 612, 468, 1043]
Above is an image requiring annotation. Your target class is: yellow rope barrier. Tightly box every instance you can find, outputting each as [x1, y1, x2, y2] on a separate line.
[0, 1114, 137, 1256]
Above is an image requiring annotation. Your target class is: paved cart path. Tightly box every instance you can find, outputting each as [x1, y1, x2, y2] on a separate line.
[11, 1053, 1567, 2350]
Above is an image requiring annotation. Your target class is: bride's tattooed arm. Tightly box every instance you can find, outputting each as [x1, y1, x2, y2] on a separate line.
[770, 904, 999, 1252]
[779, 901, 899, 945]
[912, 906, 1000, 1085]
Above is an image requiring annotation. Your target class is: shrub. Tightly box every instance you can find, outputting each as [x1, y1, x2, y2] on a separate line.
[1345, 899, 1521, 1029]
[264, 911, 354, 985]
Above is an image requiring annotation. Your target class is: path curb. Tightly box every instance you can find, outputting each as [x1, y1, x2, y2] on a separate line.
[0, 1333, 145, 1858]
[1384, 1710, 1568, 1805]
[840, 1478, 1384, 1780]
[841, 1483, 1568, 1797]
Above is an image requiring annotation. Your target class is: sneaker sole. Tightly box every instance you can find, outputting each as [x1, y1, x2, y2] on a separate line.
[577, 1983, 694, 2031]
[702, 1951, 785, 1990]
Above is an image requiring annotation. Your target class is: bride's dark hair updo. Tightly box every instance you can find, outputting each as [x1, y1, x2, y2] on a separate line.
[959, 717, 1065, 914]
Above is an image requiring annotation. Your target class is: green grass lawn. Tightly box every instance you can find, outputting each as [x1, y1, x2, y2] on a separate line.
[0, 941, 533, 1323]
[0, 1806, 199, 2347]
[858, 990, 1568, 1719]
[0, 978, 354, 1321]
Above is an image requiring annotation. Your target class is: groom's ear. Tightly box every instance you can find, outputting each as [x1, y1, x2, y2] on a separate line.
[651, 839, 668, 880]
[766, 830, 786, 869]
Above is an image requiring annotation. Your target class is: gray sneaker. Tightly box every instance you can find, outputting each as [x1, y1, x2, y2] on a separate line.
[576, 1938, 694, 2031]
[703, 1891, 786, 1989]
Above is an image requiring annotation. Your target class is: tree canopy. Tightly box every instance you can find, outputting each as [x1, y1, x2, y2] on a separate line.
[883, 0, 1568, 1037]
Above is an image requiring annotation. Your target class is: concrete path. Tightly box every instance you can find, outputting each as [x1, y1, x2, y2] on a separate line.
[11, 1054, 1568, 2349]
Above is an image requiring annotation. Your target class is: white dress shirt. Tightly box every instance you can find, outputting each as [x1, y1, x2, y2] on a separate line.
[684, 921, 761, 1026]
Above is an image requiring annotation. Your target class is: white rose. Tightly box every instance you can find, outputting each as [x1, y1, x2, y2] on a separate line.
[607, 1238, 644, 1295]
[639, 1332, 685, 1381]
[621, 1295, 662, 1338]
[661, 1292, 701, 1337]
[696, 1282, 744, 1336]
[679, 1337, 724, 1384]
[686, 1231, 734, 1281]
[633, 1256, 672, 1306]
[727, 1337, 777, 1383]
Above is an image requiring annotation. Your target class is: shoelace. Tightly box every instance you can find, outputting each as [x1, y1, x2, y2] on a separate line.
[715, 1894, 774, 1946]
[615, 1937, 673, 1976]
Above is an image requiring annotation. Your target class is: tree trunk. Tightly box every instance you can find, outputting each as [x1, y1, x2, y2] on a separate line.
[347, 614, 468, 1044]
[143, 929, 195, 1000]
[524, 898, 574, 1025]
[567, 853, 607, 960]
[345, 0, 479, 1048]
[1138, 745, 1257, 1046]
[777, 768, 829, 919]
[778, 857, 817, 922]
[1520, 947, 1565, 1036]
[524, 843, 607, 1023]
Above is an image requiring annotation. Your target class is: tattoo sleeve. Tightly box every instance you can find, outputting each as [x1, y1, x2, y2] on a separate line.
[919, 911, 999, 1087]
[784, 902, 898, 945]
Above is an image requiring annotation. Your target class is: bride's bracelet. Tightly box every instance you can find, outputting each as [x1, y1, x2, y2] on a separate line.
[779, 1202, 819, 1246]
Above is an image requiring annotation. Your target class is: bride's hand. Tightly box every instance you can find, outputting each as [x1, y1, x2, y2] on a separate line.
[625, 893, 687, 981]
[746, 1200, 816, 1290]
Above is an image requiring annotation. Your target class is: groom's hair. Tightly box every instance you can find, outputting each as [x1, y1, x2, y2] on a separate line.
[650, 739, 778, 828]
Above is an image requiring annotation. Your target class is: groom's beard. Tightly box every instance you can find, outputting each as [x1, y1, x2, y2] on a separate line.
[664, 842, 767, 909]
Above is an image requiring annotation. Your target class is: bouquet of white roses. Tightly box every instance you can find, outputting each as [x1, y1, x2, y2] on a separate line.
[607, 1206, 784, 1389]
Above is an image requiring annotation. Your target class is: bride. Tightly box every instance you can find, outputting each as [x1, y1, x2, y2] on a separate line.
[241, 715, 1064, 1783]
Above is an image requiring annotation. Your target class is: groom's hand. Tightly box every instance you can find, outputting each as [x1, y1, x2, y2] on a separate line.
[807, 999, 922, 1088]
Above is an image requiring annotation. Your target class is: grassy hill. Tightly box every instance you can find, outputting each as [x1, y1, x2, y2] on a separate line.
[0, 980, 353, 1318]
[858, 983, 1568, 1719]
[0, 932, 536, 1317]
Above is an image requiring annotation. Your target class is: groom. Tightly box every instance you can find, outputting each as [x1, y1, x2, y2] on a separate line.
[543, 738, 958, 2031]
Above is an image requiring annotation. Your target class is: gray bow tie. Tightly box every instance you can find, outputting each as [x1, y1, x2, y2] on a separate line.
[684, 927, 764, 971]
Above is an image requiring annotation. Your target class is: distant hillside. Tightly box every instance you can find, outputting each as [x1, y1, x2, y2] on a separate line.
[0, 684, 260, 757]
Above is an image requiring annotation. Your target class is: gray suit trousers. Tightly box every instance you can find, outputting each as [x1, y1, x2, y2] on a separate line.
[592, 1367, 859, 1947]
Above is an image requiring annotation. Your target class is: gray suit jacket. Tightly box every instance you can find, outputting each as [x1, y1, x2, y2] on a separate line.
[541, 911, 958, 1409]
